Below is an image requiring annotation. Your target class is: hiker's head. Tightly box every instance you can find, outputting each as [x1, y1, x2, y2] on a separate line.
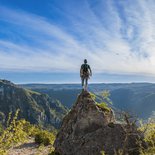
[84, 59, 87, 64]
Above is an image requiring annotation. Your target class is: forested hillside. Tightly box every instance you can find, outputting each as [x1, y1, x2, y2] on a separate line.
[0, 80, 68, 128]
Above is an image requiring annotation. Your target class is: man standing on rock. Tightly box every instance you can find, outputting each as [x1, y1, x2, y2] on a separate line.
[80, 59, 92, 90]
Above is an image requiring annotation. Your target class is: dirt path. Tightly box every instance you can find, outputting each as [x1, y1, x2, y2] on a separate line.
[8, 139, 52, 155]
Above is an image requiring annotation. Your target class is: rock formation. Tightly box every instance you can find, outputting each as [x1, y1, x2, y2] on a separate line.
[54, 91, 144, 155]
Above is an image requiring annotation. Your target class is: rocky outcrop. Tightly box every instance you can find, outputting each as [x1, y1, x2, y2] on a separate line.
[54, 91, 144, 155]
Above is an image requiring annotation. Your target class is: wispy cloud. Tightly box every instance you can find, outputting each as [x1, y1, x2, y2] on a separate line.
[0, 0, 155, 78]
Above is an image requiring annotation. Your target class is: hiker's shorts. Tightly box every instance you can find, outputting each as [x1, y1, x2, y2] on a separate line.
[81, 73, 89, 86]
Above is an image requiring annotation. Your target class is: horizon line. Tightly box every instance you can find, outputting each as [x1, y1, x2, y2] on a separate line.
[18, 82, 155, 85]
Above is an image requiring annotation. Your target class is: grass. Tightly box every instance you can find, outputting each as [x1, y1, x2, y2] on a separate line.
[25, 89, 41, 95]
[90, 92, 111, 113]
[96, 102, 111, 112]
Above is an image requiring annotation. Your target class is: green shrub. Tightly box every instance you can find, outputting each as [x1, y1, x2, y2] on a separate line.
[0, 123, 3, 135]
[139, 119, 155, 154]
[0, 110, 28, 154]
[96, 102, 111, 112]
[90, 91, 112, 113]
[0, 109, 56, 154]
[90, 92, 96, 100]
[35, 130, 55, 146]
[48, 151, 60, 155]
[100, 150, 105, 155]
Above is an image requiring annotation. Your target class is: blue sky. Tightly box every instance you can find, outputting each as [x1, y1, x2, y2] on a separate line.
[0, 0, 155, 83]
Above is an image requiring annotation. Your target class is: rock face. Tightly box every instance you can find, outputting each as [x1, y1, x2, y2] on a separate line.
[54, 91, 144, 155]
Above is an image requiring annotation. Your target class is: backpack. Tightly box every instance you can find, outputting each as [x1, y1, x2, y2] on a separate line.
[82, 64, 89, 73]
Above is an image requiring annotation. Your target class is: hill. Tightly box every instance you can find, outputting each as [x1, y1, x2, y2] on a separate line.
[0, 80, 68, 128]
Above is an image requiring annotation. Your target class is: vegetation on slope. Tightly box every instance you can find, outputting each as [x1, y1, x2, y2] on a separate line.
[139, 119, 155, 155]
[90, 90, 112, 112]
[0, 80, 68, 128]
[0, 109, 56, 155]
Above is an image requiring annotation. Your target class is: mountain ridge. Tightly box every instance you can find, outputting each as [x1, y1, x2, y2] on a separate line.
[21, 83, 155, 119]
[0, 79, 68, 128]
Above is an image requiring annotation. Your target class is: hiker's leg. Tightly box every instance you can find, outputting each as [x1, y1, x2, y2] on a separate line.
[84, 78, 86, 90]
[85, 78, 88, 90]
[84, 79, 86, 90]
[81, 77, 84, 87]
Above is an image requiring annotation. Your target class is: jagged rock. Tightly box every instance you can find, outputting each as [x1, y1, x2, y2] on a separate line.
[54, 91, 144, 155]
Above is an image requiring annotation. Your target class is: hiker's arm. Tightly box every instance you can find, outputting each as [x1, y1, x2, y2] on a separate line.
[80, 66, 83, 77]
[89, 66, 92, 76]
